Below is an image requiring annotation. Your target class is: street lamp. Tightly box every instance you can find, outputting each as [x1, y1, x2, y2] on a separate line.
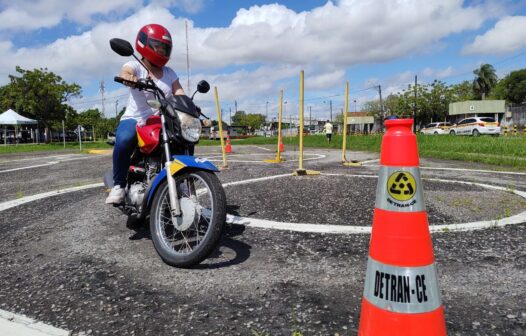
[323, 100, 333, 121]
[353, 99, 357, 112]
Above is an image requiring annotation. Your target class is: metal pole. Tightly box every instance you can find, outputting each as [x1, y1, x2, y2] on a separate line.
[266, 101, 268, 123]
[330, 100, 333, 122]
[309, 106, 312, 131]
[185, 20, 191, 93]
[342, 81, 349, 162]
[62, 120, 65, 148]
[298, 71, 305, 171]
[78, 125, 82, 152]
[277, 91, 283, 161]
[378, 85, 384, 118]
[414, 75, 417, 133]
[100, 80, 105, 117]
[214, 87, 228, 168]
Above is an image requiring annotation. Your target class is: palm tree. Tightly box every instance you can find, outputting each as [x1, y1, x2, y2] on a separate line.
[472, 63, 498, 100]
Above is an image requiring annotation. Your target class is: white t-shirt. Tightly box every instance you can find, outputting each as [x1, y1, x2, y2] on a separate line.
[324, 122, 333, 134]
[120, 60, 179, 125]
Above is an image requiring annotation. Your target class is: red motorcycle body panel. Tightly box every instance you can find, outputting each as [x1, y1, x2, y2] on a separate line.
[136, 116, 161, 155]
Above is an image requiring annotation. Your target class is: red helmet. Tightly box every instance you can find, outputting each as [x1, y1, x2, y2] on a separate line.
[136, 24, 172, 67]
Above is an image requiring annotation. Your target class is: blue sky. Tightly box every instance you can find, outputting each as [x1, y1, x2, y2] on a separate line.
[1, 0, 526, 121]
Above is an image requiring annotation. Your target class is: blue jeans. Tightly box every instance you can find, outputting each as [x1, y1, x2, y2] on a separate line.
[113, 119, 137, 187]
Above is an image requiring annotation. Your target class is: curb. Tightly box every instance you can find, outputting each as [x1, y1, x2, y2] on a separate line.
[87, 149, 112, 155]
[0, 309, 70, 336]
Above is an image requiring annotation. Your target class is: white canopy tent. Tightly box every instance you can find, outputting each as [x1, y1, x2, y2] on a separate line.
[0, 109, 38, 144]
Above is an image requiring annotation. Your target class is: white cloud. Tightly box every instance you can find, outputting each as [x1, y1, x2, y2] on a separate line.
[422, 66, 454, 78]
[462, 16, 526, 55]
[0, 0, 508, 117]
[0, 1, 500, 75]
[187, 0, 496, 69]
[151, 0, 205, 14]
[0, 6, 178, 82]
[0, 0, 205, 31]
[0, 0, 143, 30]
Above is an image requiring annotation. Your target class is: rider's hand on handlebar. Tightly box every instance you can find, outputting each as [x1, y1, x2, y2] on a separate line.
[121, 73, 137, 87]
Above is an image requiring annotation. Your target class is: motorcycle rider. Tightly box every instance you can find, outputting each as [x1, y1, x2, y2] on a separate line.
[106, 23, 186, 204]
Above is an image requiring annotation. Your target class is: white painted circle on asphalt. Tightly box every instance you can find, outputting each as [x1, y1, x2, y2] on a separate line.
[0, 172, 524, 234]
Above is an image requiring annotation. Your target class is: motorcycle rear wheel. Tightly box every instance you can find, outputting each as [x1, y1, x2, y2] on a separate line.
[150, 169, 226, 267]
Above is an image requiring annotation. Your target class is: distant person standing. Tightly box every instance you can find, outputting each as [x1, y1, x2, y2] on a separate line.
[210, 125, 216, 140]
[323, 120, 333, 143]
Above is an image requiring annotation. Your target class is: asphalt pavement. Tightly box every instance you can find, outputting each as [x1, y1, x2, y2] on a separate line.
[0, 145, 525, 335]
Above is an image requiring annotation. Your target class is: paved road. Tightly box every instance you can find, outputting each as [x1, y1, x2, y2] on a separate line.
[0, 146, 525, 335]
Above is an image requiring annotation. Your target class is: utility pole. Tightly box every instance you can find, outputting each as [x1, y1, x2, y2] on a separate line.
[330, 100, 333, 122]
[414, 75, 418, 133]
[266, 101, 269, 123]
[185, 20, 191, 93]
[229, 107, 232, 125]
[235, 100, 238, 114]
[378, 85, 384, 118]
[62, 120, 65, 148]
[100, 80, 105, 117]
[114, 100, 119, 129]
[309, 105, 312, 130]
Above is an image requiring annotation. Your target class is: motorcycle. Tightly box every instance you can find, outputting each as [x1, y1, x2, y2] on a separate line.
[103, 38, 226, 268]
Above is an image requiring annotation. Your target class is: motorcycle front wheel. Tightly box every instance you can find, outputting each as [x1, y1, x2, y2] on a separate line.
[150, 169, 226, 267]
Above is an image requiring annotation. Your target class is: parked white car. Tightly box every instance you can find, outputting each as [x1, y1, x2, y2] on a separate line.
[420, 122, 452, 135]
[449, 117, 500, 136]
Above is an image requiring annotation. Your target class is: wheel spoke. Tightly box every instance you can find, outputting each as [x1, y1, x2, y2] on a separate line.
[153, 172, 219, 259]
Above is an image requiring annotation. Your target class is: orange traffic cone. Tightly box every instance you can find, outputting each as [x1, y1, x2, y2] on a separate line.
[225, 133, 232, 154]
[279, 135, 284, 153]
[358, 119, 446, 335]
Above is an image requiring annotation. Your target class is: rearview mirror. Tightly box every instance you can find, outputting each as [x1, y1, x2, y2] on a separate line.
[110, 38, 134, 57]
[197, 80, 210, 94]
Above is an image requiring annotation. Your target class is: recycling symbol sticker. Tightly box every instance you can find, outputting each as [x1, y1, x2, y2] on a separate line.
[387, 171, 417, 202]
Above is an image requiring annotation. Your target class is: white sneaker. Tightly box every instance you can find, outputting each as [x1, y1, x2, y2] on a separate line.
[105, 185, 126, 204]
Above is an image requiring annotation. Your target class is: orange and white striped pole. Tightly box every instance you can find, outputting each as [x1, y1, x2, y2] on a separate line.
[358, 119, 446, 335]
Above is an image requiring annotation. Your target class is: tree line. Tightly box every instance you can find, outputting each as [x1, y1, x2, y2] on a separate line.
[363, 64, 526, 126]
[1, 64, 525, 141]
[0, 66, 120, 142]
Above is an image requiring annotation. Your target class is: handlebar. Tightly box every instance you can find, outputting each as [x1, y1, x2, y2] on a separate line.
[115, 76, 210, 118]
[114, 76, 159, 92]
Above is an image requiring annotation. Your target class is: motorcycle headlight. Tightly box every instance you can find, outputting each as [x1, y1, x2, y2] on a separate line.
[177, 112, 201, 142]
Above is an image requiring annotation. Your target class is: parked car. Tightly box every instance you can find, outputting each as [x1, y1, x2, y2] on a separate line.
[420, 122, 452, 135]
[449, 117, 500, 136]
[107, 132, 116, 145]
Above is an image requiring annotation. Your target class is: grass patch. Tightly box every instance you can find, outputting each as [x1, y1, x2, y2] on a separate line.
[2, 134, 525, 170]
[0, 141, 112, 154]
[209, 133, 526, 169]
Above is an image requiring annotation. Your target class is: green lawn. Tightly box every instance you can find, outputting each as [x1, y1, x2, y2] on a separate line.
[2, 134, 526, 170]
[0, 141, 112, 154]
[204, 134, 526, 170]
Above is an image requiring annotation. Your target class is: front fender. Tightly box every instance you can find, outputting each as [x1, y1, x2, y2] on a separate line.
[146, 155, 220, 207]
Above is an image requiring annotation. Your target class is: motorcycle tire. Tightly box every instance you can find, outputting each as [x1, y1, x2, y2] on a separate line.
[149, 169, 226, 268]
